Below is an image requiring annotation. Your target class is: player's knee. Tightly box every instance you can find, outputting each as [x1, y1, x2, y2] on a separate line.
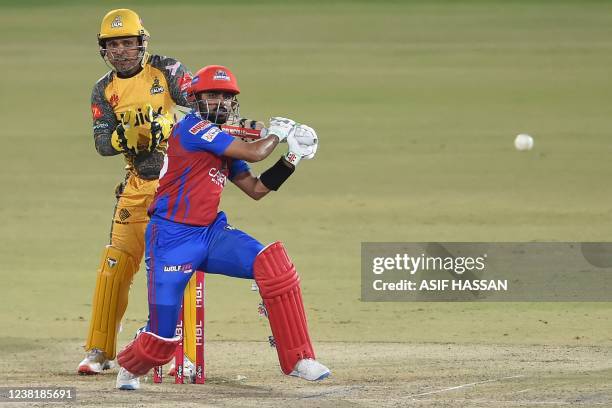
[254, 242, 300, 298]
[147, 304, 183, 338]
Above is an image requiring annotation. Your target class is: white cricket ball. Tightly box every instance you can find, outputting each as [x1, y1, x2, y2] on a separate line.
[514, 133, 534, 151]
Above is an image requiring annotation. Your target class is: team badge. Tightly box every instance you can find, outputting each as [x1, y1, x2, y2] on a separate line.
[111, 16, 123, 28]
[150, 77, 165, 95]
[213, 70, 231, 81]
[107, 258, 117, 268]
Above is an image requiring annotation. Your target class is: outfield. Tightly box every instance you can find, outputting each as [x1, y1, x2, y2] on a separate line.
[0, 1, 611, 406]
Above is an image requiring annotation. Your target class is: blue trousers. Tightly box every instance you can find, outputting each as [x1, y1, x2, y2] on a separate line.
[144, 212, 264, 337]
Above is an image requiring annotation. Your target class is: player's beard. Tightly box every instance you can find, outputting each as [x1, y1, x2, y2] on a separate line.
[106, 49, 144, 75]
[199, 100, 229, 125]
[211, 106, 229, 125]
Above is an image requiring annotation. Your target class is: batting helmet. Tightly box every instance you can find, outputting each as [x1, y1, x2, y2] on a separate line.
[189, 65, 240, 96]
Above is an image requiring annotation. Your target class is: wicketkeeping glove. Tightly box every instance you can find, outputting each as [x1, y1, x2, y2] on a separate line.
[148, 107, 174, 152]
[111, 110, 140, 155]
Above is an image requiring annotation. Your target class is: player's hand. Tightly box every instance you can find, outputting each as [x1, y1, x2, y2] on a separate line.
[261, 117, 296, 142]
[148, 107, 174, 152]
[111, 110, 140, 155]
[284, 131, 318, 166]
[293, 124, 318, 147]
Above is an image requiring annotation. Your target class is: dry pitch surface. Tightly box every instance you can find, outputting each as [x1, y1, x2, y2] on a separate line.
[1, 339, 611, 407]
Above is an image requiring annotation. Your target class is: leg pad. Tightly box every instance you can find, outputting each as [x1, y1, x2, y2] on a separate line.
[254, 242, 315, 374]
[86, 245, 137, 359]
[117, 332, 180, 376]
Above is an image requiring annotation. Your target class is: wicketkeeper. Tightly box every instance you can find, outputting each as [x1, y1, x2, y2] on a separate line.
[80, 8, 206, 378]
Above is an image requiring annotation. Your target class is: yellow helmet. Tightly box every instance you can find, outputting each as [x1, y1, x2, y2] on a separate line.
[98, 9, 149, 42]
[98, 9, 150, 73]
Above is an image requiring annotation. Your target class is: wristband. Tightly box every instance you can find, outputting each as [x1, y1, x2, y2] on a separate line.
[259, 157, 295, 191]
[283, 151, 301, 167]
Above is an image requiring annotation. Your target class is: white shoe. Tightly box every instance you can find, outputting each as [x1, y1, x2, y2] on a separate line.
[116, 367, 140, 390]
[168, 356, 196, 383]
[77, 349, 113, 375]
[289, 359, 330, 381]
[102, 359, 117, 370]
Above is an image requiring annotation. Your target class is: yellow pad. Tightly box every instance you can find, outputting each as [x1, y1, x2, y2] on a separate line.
[183, 273, 198, 363]
[86, 245, 138, 359]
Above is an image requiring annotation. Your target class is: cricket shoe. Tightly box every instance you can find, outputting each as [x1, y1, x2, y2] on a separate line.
[167, 356, 196, 383]
[77, 349, 115, 375]
[116, 367, 140, 390]
[289, 359, 330, 381]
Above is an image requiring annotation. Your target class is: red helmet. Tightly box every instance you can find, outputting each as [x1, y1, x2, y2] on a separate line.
[189, 65, 240, 96]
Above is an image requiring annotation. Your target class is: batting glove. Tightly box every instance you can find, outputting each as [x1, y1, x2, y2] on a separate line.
[285, 131, 318, 166]
[260, 117, 297, 142]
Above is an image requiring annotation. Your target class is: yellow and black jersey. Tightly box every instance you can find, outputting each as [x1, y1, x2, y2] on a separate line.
[90, 54, 192, 180]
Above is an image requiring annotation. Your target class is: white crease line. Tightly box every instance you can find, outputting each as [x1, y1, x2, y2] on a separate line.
[410, 375, 526, 398]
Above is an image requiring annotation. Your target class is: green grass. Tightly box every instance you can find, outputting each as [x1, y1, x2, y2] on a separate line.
[1, 1, 611, 348]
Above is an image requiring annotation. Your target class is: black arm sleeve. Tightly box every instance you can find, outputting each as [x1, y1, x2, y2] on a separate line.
[259, 158, 295, 191]
[91, 73, 120, 156]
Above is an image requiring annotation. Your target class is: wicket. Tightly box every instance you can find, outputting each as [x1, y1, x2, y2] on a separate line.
[153, 271, 205, 384]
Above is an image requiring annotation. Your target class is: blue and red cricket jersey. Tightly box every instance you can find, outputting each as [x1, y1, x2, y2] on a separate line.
[144, 111, 264, 337]
[149, 112, 250, 226]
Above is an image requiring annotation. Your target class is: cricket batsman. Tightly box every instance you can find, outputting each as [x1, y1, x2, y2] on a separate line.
[115, 65, 329, 390]
[79, 8, 204, 377]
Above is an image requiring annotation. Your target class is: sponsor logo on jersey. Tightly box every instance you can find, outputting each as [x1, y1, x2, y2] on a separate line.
[213, 70, 231, 81]
[109, 93, 119, 108]
[91, 104, 103, 120]
[111, 16, 123, 28]
[201, 126, 220, 142]
[163, 263, 193, 273]
[118, 208, 131, 221]
[179, 73, 192, 92]
[209, 167, 227, 187]
[189, 120, 210, 135]
[122, 105, 163, 127]
[93, 122, 109, 131]
[150, 77, 165, 95]
[107, 257, 118, 268]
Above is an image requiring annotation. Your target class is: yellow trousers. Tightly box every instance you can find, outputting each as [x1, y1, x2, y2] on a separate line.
[85, 173, 198, 361]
